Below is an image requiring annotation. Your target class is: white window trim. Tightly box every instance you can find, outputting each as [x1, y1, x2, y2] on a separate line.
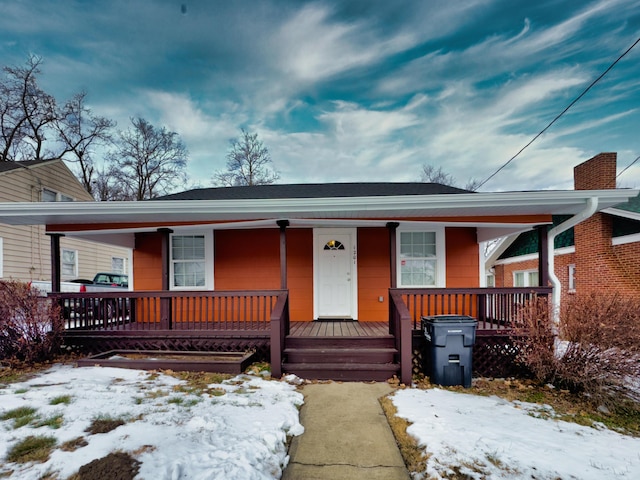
[568, 264, 576, 292]
[169, 230, 214, 290]
[396, 225, 446, 288]
[61, 248, 78, 279]
[513, 269, 538, 287]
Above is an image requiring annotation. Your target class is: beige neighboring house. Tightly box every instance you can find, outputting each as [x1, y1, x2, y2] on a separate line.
[0, 159, 131, 284]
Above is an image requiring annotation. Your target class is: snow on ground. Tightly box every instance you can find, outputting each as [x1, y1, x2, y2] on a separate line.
[0, 365, 304, 480]
[3, 365, 640, 480]
[393, 388, 640, 480]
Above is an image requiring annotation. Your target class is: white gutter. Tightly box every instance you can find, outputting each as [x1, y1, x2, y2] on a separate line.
[547, 197, 598, 322]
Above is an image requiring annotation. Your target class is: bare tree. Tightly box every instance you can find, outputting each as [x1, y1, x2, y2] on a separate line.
[420, 164, 480, 192]
[213, 129, 279, 186]
[107, 117, 188, 200]
[54, 91, 115, 196]
[0, 55, 58, 162]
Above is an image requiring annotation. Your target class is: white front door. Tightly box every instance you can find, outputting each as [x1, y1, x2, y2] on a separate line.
[314, 228, 357, 319]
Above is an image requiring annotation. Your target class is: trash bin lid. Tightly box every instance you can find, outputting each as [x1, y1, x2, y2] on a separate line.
[421, 315, 477, 324]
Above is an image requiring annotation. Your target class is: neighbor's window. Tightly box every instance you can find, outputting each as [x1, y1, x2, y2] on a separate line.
[61, 249, 77, 278]
[42, 189, 57, 202]
[170, 232, 213, 289]
[42, 188, 74, 202]
[568, 264, 576, 292]
[398, 228, 445, 287]
[486, 273, 495, 288]
[513, 270, 538, 287]
[111, 257, 126, 274]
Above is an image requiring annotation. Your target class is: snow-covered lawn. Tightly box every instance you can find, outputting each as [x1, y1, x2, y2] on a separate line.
[393, 388, 640, 479]
[2, 364, 640, 480]
[0, 365, 304, 479]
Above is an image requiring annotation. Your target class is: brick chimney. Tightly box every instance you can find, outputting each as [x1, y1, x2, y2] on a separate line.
[573, 153, 637, 296]
[574, 152, 616, 190]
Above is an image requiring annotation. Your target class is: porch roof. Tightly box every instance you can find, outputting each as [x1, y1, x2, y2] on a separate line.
[0, 187, 636, 248]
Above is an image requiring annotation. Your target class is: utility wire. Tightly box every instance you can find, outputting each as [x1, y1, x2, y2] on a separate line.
[477, 35, 640, 190]
[616, 154, 640, 179]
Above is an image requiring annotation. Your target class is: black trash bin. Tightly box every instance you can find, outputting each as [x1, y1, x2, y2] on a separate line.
[422, 315, 478, 387]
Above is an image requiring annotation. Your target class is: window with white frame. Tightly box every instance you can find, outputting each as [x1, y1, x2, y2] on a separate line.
[170, 231, 213, 289]
[42, 188, 58, 202]
[397, 227, 445, 287]
[42, 188, 74, 202]
[568, 264, 576, 292]
[513, 269, 538, 287]
[61, 249, 78, 278]
[111, 257, 126, 274]
[486, 273, 495, 288]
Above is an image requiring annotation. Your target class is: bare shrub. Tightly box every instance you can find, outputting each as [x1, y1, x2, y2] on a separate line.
[513, 293, 640, 406]
[0, 280, 63, 365]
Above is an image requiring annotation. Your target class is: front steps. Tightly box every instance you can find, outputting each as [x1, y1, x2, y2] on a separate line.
[282, 335, 399, 382]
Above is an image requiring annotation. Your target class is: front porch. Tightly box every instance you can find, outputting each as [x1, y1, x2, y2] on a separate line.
[51, 287, 551, 383]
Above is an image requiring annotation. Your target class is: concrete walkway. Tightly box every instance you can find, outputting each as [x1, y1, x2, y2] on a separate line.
[282, 382, 410, 480]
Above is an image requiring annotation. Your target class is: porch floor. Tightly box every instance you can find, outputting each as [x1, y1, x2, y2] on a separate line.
[289, 321, 389, 337]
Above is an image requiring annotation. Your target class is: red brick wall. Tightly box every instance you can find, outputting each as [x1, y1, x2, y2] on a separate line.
[574, 153, 640, 297]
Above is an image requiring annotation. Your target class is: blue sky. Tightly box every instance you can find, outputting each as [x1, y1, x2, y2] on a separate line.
[1, 0, 639, 192]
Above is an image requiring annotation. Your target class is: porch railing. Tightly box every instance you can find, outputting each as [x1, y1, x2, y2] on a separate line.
[49, 290, 288, 333]
[392, 287, 552, 331]
[389, 287, 552, 385]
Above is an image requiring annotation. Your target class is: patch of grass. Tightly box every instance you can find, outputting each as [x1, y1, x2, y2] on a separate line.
[380, 396, 429, 476]
[145, 389, 169, 399]
[1, 406, 38, 429]
[49, 395, 72, 406]
[167, 371, 232, 397]
[33, 413, 64, 429]
[14, 388, 29, 394]
[60, 436, 88, 452]
[85, 415, 127, 435]
[6, 435, 57, 464]
[75, 451, 140, 480]
[167, 396, 184, 405]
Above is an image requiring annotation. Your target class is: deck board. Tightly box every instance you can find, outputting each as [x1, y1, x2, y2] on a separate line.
[289, 321, 389, 337]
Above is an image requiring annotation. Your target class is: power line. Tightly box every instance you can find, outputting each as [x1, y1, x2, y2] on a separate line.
[617, 154, 640, 179]
[477, 35, 640, 190]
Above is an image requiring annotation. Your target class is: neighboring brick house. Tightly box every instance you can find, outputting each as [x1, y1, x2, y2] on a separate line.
[489, 153, 640, 301]
[0, 159, 131, 284]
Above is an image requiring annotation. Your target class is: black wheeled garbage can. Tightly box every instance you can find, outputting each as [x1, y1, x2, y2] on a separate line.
[422, 315, 478, 388]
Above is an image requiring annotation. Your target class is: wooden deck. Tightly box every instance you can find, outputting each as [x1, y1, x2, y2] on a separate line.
[289, 321, 389, 337]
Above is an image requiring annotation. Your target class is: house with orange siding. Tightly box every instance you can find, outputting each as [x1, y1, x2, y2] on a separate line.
[0, 167, 637, 383]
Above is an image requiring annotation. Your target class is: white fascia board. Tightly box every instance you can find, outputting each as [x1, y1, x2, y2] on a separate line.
[492, 246, 575, 266]
[603, 207, 640, 222]
[612, 233, 640, 246]
[0, 189, 637, 226]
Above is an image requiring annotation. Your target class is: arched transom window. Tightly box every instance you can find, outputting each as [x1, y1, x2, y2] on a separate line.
[323, 240, 345, 250]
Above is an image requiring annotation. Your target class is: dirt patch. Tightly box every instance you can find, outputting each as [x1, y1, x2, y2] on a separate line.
[73, 452, 140, 480]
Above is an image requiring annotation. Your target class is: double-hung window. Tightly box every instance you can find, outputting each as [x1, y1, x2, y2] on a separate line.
[513, 270, 538, 287]
[170, 231, 213, 289]
[397, 227, 445, 287]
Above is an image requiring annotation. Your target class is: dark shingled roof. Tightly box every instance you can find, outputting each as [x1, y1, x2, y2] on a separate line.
[612, 192, 640, 215]
[0, 159, 57, 174]
[153, 182, 472, 200]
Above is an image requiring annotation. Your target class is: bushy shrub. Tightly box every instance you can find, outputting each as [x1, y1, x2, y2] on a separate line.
[0, 280, 63, 365]
[513, 292, 640, 406]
